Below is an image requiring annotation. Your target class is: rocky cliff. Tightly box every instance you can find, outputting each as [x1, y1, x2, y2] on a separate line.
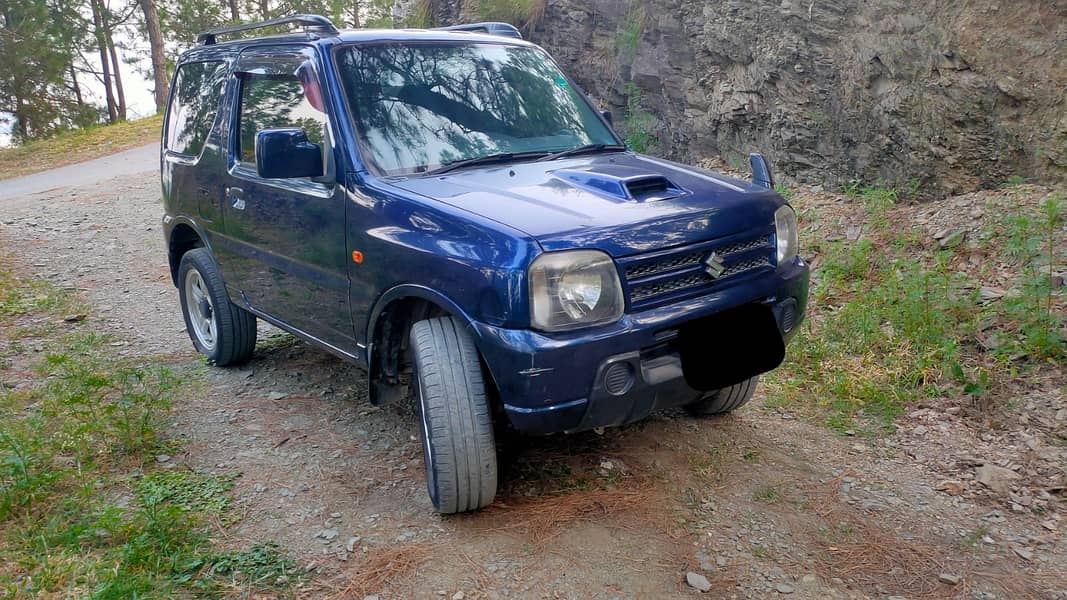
[425, 0, 1067, 197]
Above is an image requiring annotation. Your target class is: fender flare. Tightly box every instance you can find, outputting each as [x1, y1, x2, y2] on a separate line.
[164, 216, 216, 284]
[365, 284, 480, 348]
[364, 284, 488, 405]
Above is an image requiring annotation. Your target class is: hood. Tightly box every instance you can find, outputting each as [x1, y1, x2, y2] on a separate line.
[389, 153, 784, 257]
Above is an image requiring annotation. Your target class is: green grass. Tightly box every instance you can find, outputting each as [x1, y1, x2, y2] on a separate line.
[0, 256, 301, 598]
[752, 483, 783, 504]
[622, 82, 657, 154]
[765, 190, 1065, 432]
[0, 115, 162, 181]
[476, 0, 546, 28]
[960, 525, 990, 551]
[615, 4, 645, 61]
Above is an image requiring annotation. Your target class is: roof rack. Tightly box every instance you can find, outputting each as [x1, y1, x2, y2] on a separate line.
[197, 14, 339, 45]
[435, 22, 522, 39]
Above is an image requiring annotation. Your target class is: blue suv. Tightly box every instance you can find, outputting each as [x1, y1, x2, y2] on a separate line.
[161, 15, 809, 513]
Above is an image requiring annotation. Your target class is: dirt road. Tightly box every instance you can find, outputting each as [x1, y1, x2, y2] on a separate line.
[0, 164, 1062, 599]
[0, 143, 158, 205]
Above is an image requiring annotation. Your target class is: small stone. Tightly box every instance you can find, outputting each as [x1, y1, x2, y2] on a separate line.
[267, 391, 289, 401]
[975, 464, 1021, 493]
[1040, 520, 1057, 531]
[63, 314, 87, 322]
[936, 480, 965, 496]
[1012, 546, 1034, 561]
[979, 286, 1005, 302]
[938, 573, 961, 585]
[363, 596, 379, 600]
[155, 454, 171, 463]
[716, 555, 728, 567]
[775, 583, 795, 594]
[913, 425, 928, 436]
[800, 574, 816, 584]
[315, 528, 338, 540]
[686, 571, 712, 592]
[939, 229, 966, 249]
[451, 592, 465, 600]
[346, 536, 360, 552]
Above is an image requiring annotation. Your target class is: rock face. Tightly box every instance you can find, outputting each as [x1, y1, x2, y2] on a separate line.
[426, 0, 1067, 197]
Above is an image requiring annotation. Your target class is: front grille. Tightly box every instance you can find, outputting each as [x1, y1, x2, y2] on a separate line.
[623, 233, 774, 306]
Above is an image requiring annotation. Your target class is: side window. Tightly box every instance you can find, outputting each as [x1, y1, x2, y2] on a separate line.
[237, 61, 328, 166]
[165, 61, 227, 156]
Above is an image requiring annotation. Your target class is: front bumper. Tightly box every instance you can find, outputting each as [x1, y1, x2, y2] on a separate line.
[472, 258, 810, 434]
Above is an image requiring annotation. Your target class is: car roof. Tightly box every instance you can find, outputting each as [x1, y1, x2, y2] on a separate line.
[179, 27, 533, 62]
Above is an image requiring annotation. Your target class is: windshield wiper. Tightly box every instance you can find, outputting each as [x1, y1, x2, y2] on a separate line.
[424, 151, 551, 175]
[536, 143, 628, 162]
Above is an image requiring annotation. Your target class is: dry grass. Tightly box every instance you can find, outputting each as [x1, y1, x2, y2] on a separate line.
[328, 542, 431, 599]
[484, 480, 659, 545]
[794, 476, 1062, 599]
[0, 115, 162, 181]
[791, 475, 954, 598]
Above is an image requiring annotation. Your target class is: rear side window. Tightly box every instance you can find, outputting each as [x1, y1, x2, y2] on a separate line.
[166, 61, 227, 156]
[237, 63, 328, 165]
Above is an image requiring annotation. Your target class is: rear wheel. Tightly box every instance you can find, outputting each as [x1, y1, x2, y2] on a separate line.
[410, 316, 497, 514]
[178, 248, 256, 366]
[685, 376, 759, 416]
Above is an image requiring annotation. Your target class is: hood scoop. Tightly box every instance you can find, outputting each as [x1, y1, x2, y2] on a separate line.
[553, 167, 686, 202]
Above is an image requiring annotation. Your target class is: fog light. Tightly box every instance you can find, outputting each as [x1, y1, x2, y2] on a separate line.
[603, 362, 635, 396]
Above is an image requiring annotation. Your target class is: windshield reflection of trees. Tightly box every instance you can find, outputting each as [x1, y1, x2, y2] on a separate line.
[338, 44, 613, 174]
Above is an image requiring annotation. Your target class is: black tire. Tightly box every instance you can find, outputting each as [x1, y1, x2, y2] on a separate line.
[410, 316, 497, 514]
[685, 376, 759, 416]
[177, 248, 256, 366]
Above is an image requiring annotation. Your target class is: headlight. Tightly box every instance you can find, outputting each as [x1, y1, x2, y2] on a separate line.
[775, 205, 799, 265]
[529, 250, 624, 332]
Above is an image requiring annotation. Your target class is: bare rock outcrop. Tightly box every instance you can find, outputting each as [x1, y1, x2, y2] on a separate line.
[429, 0, 1067, 197]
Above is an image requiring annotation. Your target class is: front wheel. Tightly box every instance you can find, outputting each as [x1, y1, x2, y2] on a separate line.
[177, 248, 257, 366]
[410, 316, 497, 514]
[685, 376, 759, 416]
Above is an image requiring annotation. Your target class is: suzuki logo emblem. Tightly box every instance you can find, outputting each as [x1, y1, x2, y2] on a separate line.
[704, 252, 726, 279]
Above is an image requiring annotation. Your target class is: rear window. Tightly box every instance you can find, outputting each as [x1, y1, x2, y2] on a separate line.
[165, 61, 227, 156]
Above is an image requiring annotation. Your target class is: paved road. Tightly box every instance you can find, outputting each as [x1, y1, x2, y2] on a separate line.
[0, 143, 158, 206]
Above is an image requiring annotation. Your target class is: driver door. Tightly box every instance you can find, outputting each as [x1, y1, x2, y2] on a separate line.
[218, 45, 353, 349]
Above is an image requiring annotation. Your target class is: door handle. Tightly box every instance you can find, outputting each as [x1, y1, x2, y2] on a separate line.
[226, 187, 245, 211]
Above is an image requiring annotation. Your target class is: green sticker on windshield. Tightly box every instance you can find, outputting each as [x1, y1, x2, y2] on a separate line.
[555, 76, 569, 88]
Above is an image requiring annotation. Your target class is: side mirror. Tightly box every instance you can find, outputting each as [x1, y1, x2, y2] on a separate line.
[749, 152, 775, 190]
[601, 110, 614, 126]
[255, 128, 323, 179]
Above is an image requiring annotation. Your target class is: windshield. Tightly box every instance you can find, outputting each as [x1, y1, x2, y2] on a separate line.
[336, 42, 619, 175]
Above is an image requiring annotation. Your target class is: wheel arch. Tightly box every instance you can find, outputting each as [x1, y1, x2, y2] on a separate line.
[166, 218, 212, 287]
[365, 285, 497, 406]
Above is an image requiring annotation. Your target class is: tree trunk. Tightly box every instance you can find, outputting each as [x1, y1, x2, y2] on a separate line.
[226, 0, 239, 22]
[348, 0, 360, 27]
[258, 0, 268, 20]
[101, 8, 126, 121]
[69, 65, 84, 106]
[90, 0, 117, 123]
[138, 0, 168, 111]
